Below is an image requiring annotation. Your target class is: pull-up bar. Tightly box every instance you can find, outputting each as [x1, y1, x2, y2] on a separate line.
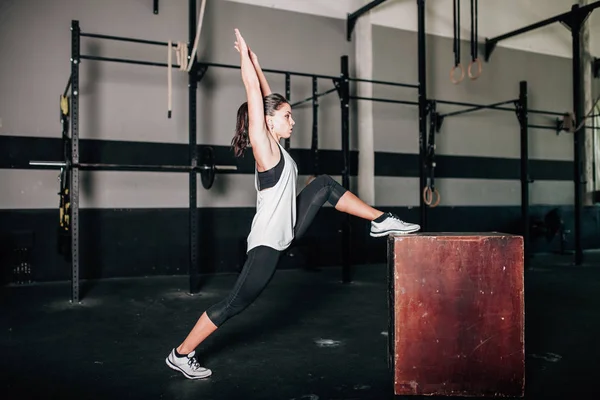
[439, 99, 517, 118]
[291, 86, 338, 108]
[485, 1, 600, 61]
[81, 32, 171, 47]
[76, 28, 423, 91]
[484, 3, 600, 266]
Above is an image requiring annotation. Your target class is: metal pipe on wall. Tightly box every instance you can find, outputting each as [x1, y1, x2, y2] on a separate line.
[188, 0, 199, 293]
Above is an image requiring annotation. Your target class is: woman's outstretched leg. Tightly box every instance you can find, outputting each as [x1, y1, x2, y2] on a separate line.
[294, 175, 420, 240]
[166, 246, 281, 379]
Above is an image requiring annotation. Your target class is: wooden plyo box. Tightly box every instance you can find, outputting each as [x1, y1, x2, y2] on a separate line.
[387, 233, 524, 397]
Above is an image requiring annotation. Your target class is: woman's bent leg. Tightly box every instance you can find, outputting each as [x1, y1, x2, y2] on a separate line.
[294, 175, 348, 239]
[294, 174, 420, 239]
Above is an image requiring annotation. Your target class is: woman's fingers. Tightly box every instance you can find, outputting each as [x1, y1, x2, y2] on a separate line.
[234, 28, 248, 49]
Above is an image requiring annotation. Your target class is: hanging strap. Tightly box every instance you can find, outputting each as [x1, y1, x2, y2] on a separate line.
[468, 0, 482, 80]
[167, 41, 188, 118]
[451, 0, 464, 84]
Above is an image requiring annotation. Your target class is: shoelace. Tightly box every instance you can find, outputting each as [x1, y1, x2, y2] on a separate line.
[187, 356, 204, 371]
[387, 213, 404, 223]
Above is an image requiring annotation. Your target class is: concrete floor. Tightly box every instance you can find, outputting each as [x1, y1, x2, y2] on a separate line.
[1, 252, 599, 399]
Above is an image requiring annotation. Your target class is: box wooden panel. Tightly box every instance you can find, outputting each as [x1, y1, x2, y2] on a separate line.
[387, 233, 524, 397]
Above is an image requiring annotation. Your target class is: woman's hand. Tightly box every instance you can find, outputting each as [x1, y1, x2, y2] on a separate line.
[234, 28, 249, 55]
[234, 29, 259, 64]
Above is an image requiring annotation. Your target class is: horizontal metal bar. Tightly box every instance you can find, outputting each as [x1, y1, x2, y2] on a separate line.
[30, 161, 67, 167]
[29, 161, 237, 172]
[348, 0, 388, 20]
[291, 87, 338, 108]
[435, 98, 516, 112]
[528, 108, 565, 117]
[79, 55, 344, 83]
[486, 1, 600, 45]
[439, 99, 518, 118]
[350, 96, 418, 106]
[528, 124, 557, 131]
[80, 55, 180, 69]
[81, 32, 172, 47]
[198, 61, 340, 80]
[348, 77, 419, 89]
[528, 125, 600, 132]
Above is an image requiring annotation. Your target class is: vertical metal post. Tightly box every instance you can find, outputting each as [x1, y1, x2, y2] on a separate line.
[519, 81, 530, 267]
[70, 20, 81, 303]
[312, 77, 319, 176]
[189, 0, 199, 292]
[417, 0, 428, 231]
[340, 55, 352, 283]
[571, 5, 584, 265]
[285, 73, 291, 150]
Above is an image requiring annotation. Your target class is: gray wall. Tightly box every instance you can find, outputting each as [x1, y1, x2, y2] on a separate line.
[0, 0, 352, 209]
[372, 25, 574, 207]
[0, 0, 581, 211]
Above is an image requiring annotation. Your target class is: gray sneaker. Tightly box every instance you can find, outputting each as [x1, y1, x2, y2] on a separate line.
[370, 212, 420, 237]
[166, 349, 212, 379]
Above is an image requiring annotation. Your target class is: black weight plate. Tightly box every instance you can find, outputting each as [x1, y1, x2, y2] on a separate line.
[201, 147, 215, 189]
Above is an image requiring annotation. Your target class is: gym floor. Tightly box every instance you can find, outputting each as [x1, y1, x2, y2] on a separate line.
[1, 253, 599, 400]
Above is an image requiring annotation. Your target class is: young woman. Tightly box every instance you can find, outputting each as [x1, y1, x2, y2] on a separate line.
[166, 29, 420, 379]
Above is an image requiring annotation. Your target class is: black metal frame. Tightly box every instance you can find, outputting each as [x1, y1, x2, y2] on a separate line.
[485, 1, 600, 266]
[346, 0, 389, 41]
[517, 82, 530, 267]
[63, 0, 386, 298]
[435, 83, 532, 265]
[70, 20, 81, 303]
[64, 1, 202, 303]
[55, 0, 598, 301]
[188, 0, 199, 295]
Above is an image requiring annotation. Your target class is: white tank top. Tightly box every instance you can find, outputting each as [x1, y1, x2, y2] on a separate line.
[247, 141, 298, 252]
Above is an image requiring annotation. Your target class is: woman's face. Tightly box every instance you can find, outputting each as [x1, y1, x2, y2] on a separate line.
[267, 103, 295, 139]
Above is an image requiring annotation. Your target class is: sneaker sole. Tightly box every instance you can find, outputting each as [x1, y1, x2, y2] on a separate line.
[370, 227, 420, 237]
[165, 357, 212, 379]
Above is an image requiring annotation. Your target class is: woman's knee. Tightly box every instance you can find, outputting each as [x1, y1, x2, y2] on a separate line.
[315, 174, 347, 205]
[206, 293, 254, 327]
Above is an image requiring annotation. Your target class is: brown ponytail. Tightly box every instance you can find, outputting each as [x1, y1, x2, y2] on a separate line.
[232, 102, 249, 158]
[231, 93, 289, 158]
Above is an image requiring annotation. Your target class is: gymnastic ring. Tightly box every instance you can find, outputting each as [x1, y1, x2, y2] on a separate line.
[468, 58, 482, 80]
[423, 186, 441, 208]
[450, 64, 465, 84]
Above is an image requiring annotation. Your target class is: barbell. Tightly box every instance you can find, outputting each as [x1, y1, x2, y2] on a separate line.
[29, 147, 237, 189]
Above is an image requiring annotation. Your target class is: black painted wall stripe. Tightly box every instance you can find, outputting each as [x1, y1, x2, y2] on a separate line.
[0, 135, 573, 180]
[0, 205, 595, 282]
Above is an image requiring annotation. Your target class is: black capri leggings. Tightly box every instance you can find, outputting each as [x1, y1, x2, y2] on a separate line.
[206, 175, 347, 327]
